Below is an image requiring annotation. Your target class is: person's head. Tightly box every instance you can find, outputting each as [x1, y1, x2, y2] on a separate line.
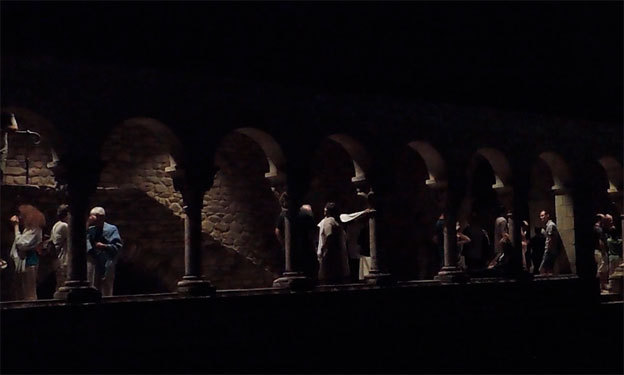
[539, 210, 550, 224]
[299, 204, 313, 217]
[604, 214, 614, 229]
[1, 112, 18, 133]
[17, 204, 45, 229]
[324, 202, 337, 218]
[595, 213, 605, 225]
[89, 206, 106, 227]
[57, 204, 70, 223]
[521, 220, 529, 231]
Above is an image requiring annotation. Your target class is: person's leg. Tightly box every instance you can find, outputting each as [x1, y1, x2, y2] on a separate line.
[101, 263, 115, 297]
[23, 265, 38, 301]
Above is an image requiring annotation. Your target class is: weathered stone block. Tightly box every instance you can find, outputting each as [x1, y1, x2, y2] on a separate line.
[13, 176, 26, 184]
[4, 166, 25, 175]
[223, 214, 234, 223]
[215, 223, 229, 232]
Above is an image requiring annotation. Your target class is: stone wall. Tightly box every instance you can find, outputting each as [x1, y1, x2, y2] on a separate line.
[95, 127, 283, 292]
[2, 113, 56, 187]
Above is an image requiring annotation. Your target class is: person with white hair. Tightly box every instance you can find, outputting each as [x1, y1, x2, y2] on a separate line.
[86, 206, 123, 296]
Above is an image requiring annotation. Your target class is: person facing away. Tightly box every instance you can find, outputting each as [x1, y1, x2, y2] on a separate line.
[433, 213, 445, 270]
[51, 204, 70, 291]
[461, 216, 490, 273]
[340, 207, 373, 283]
[317, 202, 350, 284]
[295, 204, 319, 281]
[538, 210, 561, 275]
[9, 204, 45, 301]
[86, 207, 122, 297]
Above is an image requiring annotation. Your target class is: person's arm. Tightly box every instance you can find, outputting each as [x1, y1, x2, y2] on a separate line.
[96, 226, 123, 259]
[15, 227, 41, 252]
[457, 232, 471, 246]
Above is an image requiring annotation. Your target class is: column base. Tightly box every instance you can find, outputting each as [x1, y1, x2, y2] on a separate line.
[435, 267, 469, 284]
[54, 281, 101, 303]
[177, 276, 216, 296]
[273, 272, 314, 290]
[364, 271, 394, 286]
[608, 264, 624, 296]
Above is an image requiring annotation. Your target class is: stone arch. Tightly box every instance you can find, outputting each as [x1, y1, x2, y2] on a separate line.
[94, 117, 188, 295]
[384, 141, 447, 280]
[598, 156, 623, 195]
[328, 134, 371, 183]
[529, 151, 575, 273]
[539, 151, 572, 191]
[476, 147, 513, 189]
[407, 141, 447, 186]
[235, 127, 287, 184]
[201, 128, 286, 289]
[462, 148, 513, 232]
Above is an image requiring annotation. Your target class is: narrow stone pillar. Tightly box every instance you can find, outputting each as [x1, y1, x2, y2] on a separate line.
[553, 187, 576, 273]
[273, 192, 312, 290]
[363, 205, 392, 285]
[437, 201, 468, 283]
[171, 167, 215, 296]
[54, 160, 101, 302]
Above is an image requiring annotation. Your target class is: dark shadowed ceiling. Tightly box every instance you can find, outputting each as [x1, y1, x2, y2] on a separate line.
[1, 1, 622, 123]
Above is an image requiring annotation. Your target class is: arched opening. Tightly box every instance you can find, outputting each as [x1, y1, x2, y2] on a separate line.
[459, 148, 514, 273]
[598, 156, 623, 215]
[1, 107, 65, 302]
[529, 151, 575, 274]
[307, 134, 371, 283]
[93, 118, 186, 295]
[385, 141, 447, 280]
[200, 128, 285, 289]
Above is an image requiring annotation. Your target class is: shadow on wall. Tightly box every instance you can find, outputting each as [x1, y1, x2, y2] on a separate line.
[92, 188, 280, 295]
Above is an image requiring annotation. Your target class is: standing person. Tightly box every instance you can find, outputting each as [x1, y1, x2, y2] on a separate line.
[274, 192, 288, 254]
[433, 213, 445, 270]
[521, 221, 530, 271]
[604, 214, 623, 277]
[462, 216, 490, 273]
[1, 112, 19, 182]
[296, 204, 319, 281]
[317, 202, 349, 284]
[539, 210, 560, 275]
[51, 204, 70, 291]
[9, 204, 45, 301]
[593, 214, 609, 291]
[86, 207, 123, 297]
[340, 208, 372, 282]
[490, 206, 509, 267]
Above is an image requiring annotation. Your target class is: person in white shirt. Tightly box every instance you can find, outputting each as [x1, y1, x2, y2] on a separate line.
[317, 202, 349, 284]
[51, 204, 69, 291]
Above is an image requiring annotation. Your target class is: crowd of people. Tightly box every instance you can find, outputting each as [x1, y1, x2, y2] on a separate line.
[4, 204, 123, 301]
[3, 197, 623, 301]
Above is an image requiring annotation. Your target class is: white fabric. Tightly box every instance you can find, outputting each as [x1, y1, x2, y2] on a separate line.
[317, 216, 347, 258]
[10, 227, 42, 273]
[51, 220, 69, 266]
[341, 210, 369, 259]
[359, 256, 371, 279]
[494, 216, 508, 254]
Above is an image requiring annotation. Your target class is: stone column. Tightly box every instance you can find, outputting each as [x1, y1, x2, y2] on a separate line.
[54, 159, 101, 302]
[553, 187, 576, 274]
[171, 167, 216, 296]
[436, 176, 468, 283]
[273, 188, 313, 290]
[360, 188, 392, 285]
